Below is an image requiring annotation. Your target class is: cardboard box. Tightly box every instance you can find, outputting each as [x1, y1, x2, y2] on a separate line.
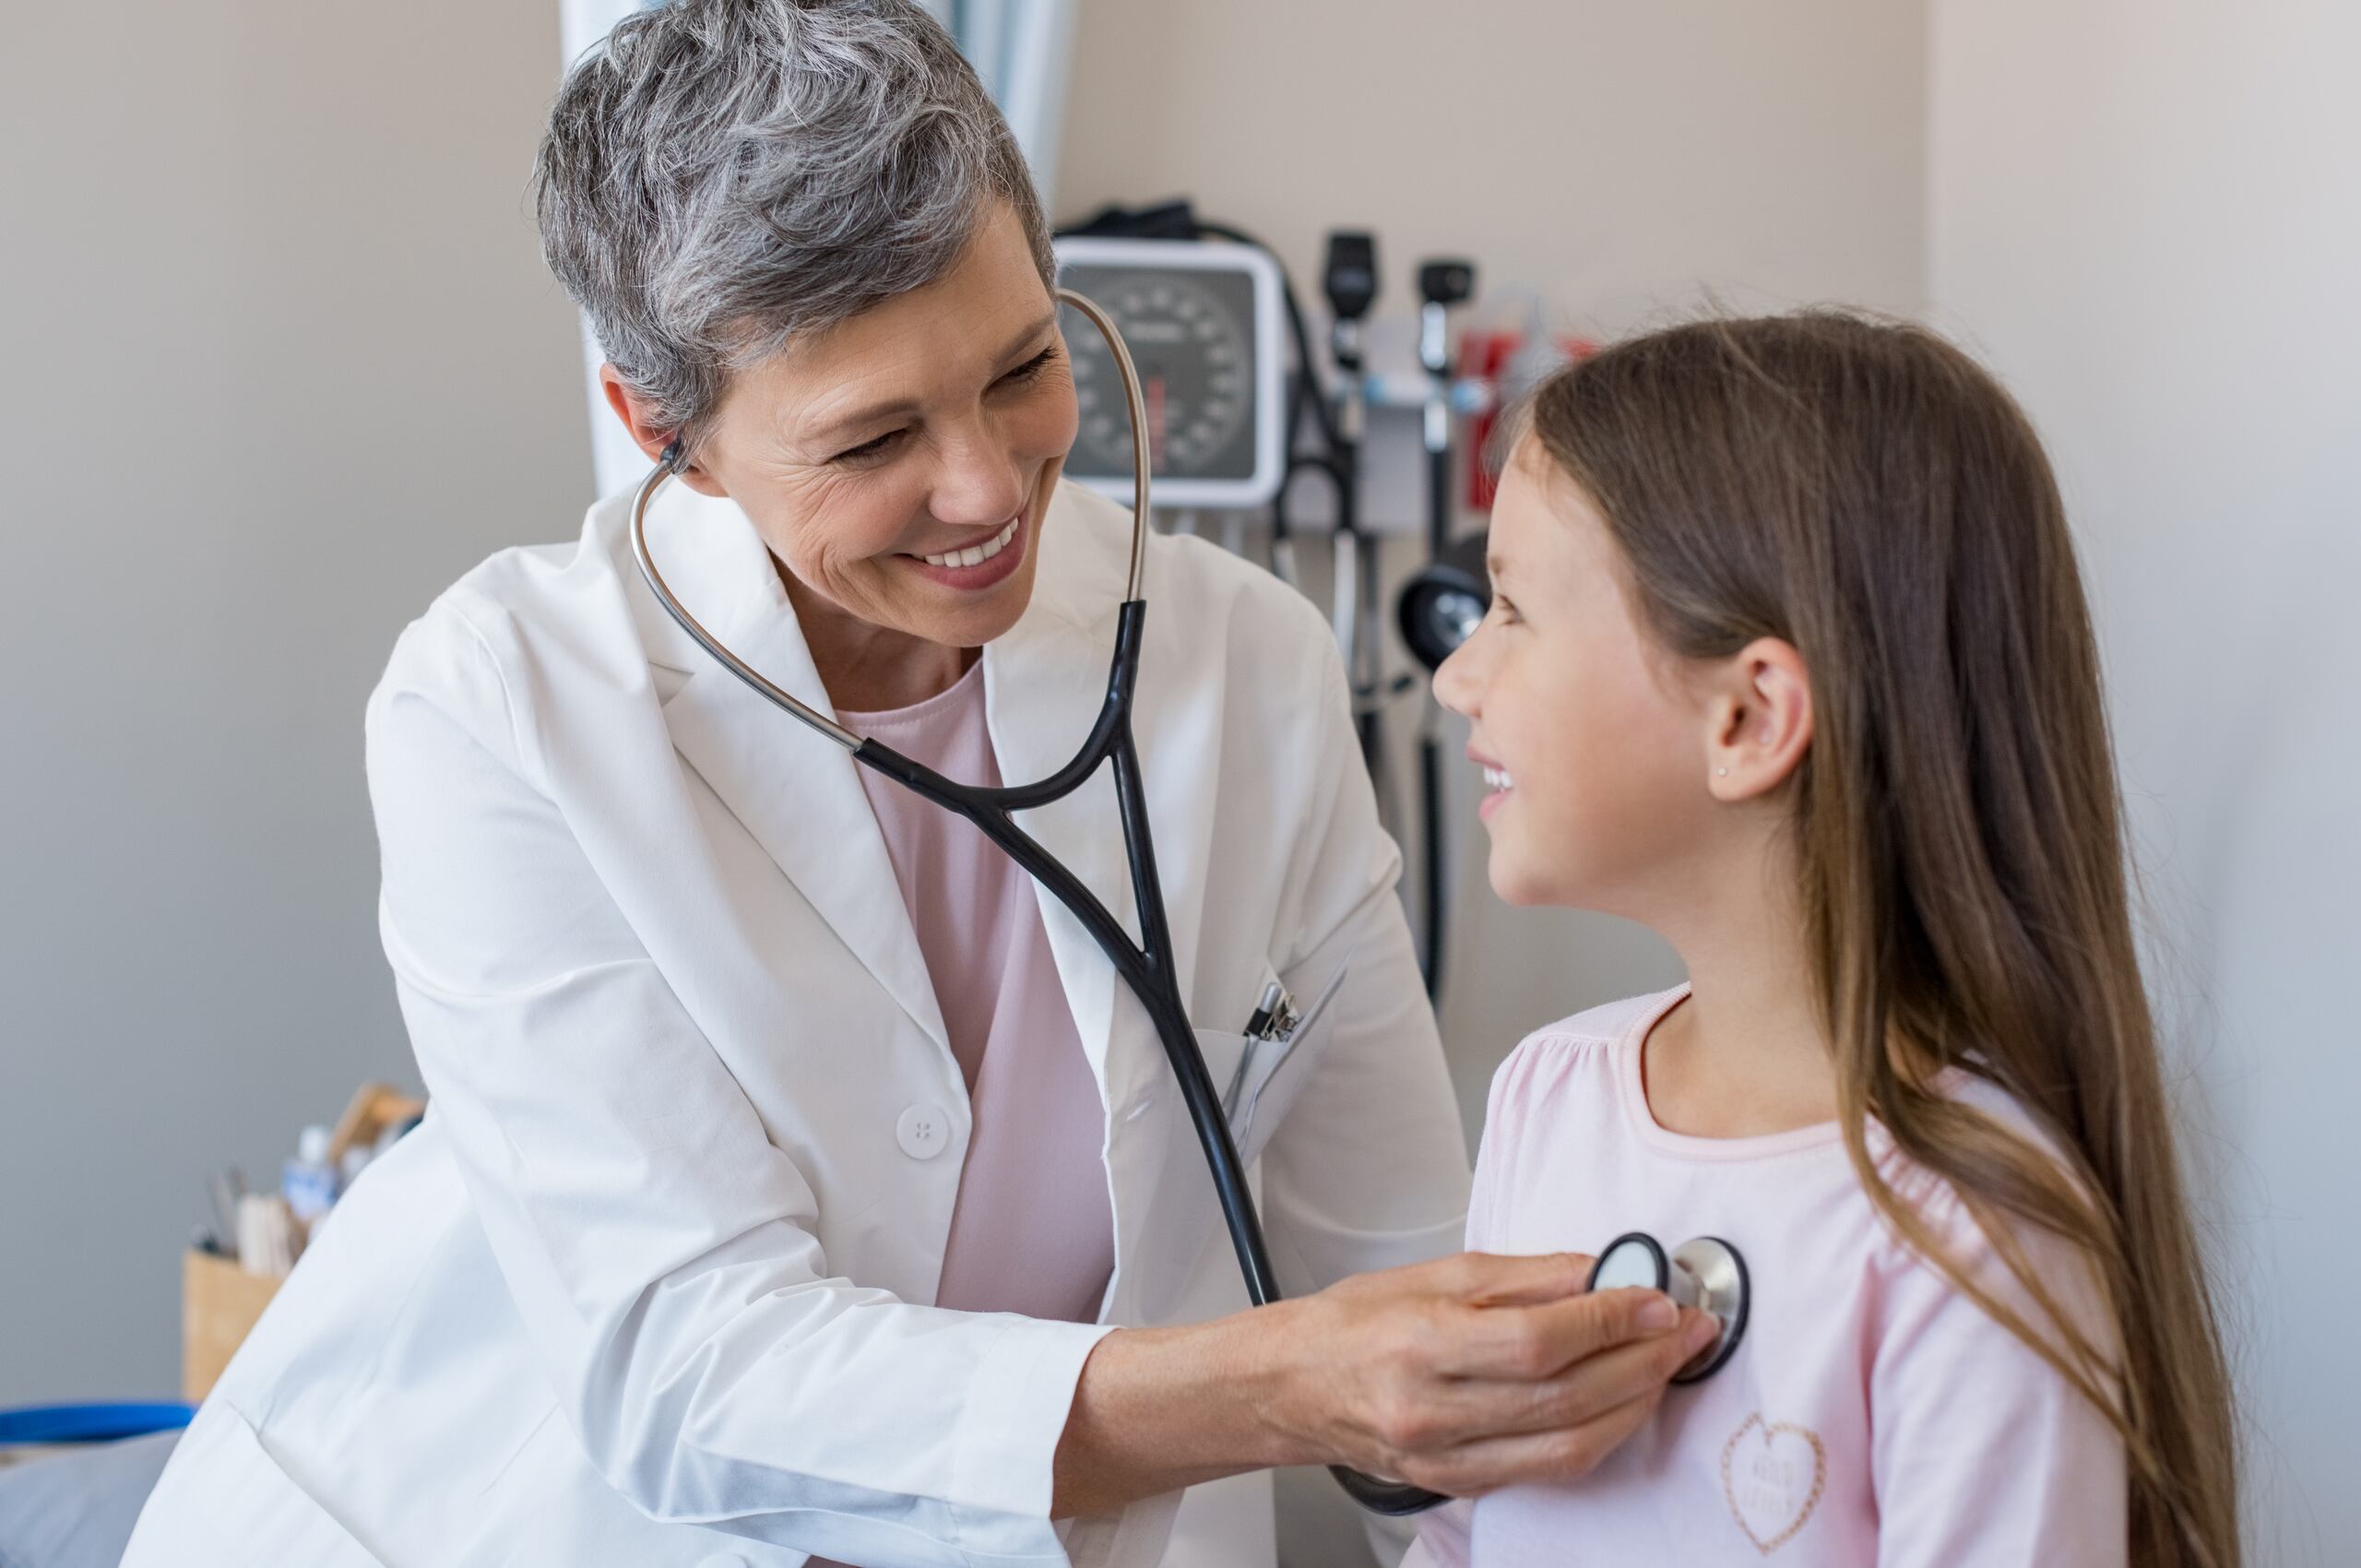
[174, 1084, 423, 1402]
[183, 1248, 282, 1404]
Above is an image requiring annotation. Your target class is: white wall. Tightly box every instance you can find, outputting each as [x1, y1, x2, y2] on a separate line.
[1927, 2, 2361, 1562]
[0, 3, 590, 1400]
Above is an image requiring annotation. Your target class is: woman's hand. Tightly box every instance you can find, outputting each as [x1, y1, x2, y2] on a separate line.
[1258, 1250, 1719, 1495]
[1051, 1251, 1718, 1517]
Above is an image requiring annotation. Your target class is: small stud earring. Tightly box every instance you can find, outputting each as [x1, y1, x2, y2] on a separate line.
[1715, 767, 1729, 777]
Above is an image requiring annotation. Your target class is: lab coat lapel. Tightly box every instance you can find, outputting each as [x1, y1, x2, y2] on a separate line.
[651, 484, 950, 1056]
[988, 491, 1244, 1327]
[981, 590, 1135, 1100]
[987, 606, 1171, 1326]
[982, 486, 1226, 1123]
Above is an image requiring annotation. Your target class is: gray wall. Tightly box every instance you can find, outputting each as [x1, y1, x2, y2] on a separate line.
[1058, 0, 1928, 334]
[0, 2, 589, 1400]
[1928, 3, 2361, 1560]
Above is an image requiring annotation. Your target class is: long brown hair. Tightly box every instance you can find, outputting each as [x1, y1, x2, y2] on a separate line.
[1520, 312, 2237, 1567]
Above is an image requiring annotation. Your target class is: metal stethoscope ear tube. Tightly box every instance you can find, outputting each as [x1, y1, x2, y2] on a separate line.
[1587, 1232, 1751, 1383]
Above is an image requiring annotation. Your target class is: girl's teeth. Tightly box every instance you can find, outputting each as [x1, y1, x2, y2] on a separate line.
[919, 515, 1019, 569]
[1483, 766, 1514, 791]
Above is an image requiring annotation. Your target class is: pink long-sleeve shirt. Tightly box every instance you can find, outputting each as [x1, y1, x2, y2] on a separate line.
[1408, 986, 2126, 1567]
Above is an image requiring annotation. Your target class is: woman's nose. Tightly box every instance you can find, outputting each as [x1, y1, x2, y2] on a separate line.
[929, 422, 1026, 529]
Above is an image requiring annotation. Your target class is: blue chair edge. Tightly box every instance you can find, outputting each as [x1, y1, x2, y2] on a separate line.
[0, 1404, 196, 1447]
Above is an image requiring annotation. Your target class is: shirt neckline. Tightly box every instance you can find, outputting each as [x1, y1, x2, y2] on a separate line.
[834, 655, 986, 729]
[1615, 984, 1848, 1162]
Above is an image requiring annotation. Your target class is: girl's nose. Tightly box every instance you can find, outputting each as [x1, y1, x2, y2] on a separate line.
[1432, 638, 1478, 719]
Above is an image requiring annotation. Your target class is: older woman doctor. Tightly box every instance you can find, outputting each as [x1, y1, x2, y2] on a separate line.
[123, 4, 1718, 1565]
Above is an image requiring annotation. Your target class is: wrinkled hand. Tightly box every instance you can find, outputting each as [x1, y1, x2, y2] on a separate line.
[1259, 1251, 1720, 1497]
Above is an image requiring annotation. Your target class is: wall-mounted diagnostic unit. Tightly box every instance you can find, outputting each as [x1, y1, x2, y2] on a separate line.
[1052, 236, 1287, 511]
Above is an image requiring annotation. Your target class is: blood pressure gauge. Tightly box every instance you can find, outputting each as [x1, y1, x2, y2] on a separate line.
[1052, 236, 1286, 510]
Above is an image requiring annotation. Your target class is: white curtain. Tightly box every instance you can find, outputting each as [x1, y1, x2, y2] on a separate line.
[929, 0, 1078, 208]
[558, 0, 658, 494]
[560, 0, 1079, 496]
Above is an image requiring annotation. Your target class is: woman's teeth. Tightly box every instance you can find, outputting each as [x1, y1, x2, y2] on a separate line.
[1483, 765, 1514, 792]
[918, 516, 1019, 569]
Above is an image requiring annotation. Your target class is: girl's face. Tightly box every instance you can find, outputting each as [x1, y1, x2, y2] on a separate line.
[1432, 440, 1714, 913]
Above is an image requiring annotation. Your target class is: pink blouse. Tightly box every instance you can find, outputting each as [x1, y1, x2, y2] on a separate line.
[807, 661, 1119, 1568]
[836, 658, 1117, 1325]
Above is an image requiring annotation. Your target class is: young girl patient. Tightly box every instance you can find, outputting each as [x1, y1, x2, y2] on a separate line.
[1407, 315, 2238, 1567]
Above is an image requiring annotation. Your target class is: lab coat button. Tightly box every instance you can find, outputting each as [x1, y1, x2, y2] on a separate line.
[896, 1103, 951, 1159]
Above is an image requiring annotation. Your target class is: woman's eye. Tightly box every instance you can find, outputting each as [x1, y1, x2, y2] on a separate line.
[832, 428, 906, 465]
[997, 345, 1059, 388]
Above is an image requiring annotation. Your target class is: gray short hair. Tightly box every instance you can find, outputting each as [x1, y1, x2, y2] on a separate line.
[533, 0, 1056, 445]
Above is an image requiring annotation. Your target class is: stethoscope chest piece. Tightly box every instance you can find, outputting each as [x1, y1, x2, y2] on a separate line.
[1587, 1231, 1750, 1384]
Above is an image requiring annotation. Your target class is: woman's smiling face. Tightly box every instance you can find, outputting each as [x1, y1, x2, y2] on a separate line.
[670, 202, 1079, 654]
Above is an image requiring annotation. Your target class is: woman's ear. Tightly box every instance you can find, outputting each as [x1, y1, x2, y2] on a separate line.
[599, 366, 728, 497]
[1704, 636, 1814, 801]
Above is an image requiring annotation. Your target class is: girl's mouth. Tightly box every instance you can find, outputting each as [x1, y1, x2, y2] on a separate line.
[1477, 758, 1514, 822]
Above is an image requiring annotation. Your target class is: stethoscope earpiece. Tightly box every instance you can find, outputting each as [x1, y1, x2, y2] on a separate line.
[1588, 1231, 1750, 1384]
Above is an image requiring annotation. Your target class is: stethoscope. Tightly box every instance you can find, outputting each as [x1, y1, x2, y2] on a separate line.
[630, 289, 1748, 1515]
[1589, 1233, 1750, 1383]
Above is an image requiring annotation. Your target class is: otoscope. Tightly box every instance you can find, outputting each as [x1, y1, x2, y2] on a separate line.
[1323, 231, 1382, 774]
[1411, 257, 1476, 998]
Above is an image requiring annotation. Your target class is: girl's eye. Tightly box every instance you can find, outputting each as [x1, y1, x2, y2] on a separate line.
[831, 428, 907, 465]
[996, 345, 1059, 388]
[1490, 594, 1521, 624]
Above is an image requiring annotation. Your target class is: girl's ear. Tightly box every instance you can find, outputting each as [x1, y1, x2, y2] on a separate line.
[599, 366, 728, 497]
[1704, 636, 1814, 801]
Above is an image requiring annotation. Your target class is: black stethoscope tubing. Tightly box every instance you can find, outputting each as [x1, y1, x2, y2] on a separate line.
[630, 289, 1440, 1516]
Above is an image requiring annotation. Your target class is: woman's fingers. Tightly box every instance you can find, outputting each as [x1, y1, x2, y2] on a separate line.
[1436, 1250, 1597, 1308]
[1275, 1252, 1718, 1487]
[1439, 1284, 1690, 1380]
[1397, 1383, 1673, 1497]
[1384, 1308, 1721, 1452]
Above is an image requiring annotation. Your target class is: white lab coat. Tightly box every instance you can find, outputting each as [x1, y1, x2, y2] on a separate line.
[123, 477, 1472, 1568]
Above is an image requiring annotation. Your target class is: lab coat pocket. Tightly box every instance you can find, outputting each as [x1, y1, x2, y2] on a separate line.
[1189, 1025, 1254, 1132]
[123, 1402, 386, 1566]
[1120, 1025, 1257, 1317]
[1124, 962, 1355, 1316]
[1228, 958, 1352, 1164]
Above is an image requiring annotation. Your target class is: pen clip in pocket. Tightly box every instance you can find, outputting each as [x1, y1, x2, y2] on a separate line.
[1226, 959, 1351, 1153]
[1220, 975, 1296, 1123]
